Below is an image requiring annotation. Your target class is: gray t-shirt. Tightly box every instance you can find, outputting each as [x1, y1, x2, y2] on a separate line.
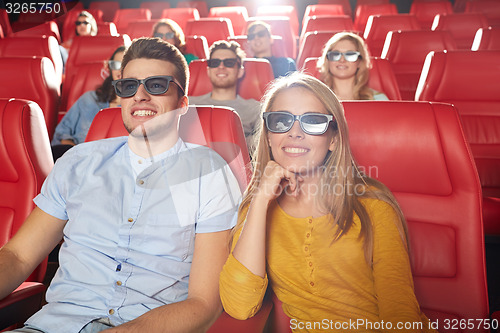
[189, 93, 261, 151]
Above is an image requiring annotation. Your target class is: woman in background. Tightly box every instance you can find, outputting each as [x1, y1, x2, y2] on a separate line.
[152, 18, 198, 64]
[317, 32, 388, 101]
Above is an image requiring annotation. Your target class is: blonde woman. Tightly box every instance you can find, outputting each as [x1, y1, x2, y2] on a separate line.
[152, 18, 198, 64]
[219, 72, 435, 332]
[317, 32, 388, 101]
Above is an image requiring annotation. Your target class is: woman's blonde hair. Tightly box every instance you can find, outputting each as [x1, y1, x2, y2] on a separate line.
[152, 18, 187, 53]
[235, 72, 408, 262]
[317, 32, 374, 100]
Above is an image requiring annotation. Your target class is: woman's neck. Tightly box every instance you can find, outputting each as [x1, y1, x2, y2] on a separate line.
[332, 77, 356, 100]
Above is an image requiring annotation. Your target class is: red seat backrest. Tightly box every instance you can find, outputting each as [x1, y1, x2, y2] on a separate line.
[0, 36, 63, 87]
[85, 106, 251, 192]
[176, 0, 209, 17]
[208, 6, 249, 36]
[465, 0, 500, 28]
[112, 8, 152, 34]
[185, 35, 209, 59]
[0, 98, 54, 282]
[432, 13, 490, 50]
[0, 9, 13, 37]
[161, 8, 200, 32]
[345, 100, 489, 330]
[89, 1, 120, 22]
[228, 35, 287, 58]
[125, 19, 158, 40]
[416, 50, 500, 234]
[381, 30, 457, 100]
[302, 56, 401, 100]
[296, 31, 337, 70]
[314, 1, 351, 18]
[0, 57, 60, 139]
[364, 14, 421, 57]
[409, 1, 453, 30]
[140, 1, 171, 20]
[11, 20, 61, 42]
[255, 5, 299, 38]
[61, 9, 104, 42]
[185, 18, 234, 48]
[300, 15, 355, 45]
[472, 26, 500, 50]
[96, 22, 119, 36]
[63, 35, 131, 110]
[354, 3, 398, 33]
[188, 58, 274, 101]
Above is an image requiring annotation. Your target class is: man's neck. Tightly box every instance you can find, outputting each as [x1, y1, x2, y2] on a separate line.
[210, 87, 238, 101]
[128, 130, 179, 159]
[254, 50, 272, 58]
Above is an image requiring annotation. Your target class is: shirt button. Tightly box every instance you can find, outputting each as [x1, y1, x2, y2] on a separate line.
[306, 233, 310, 238]
[138, 180, 144, 185]
[309, 262, 313, 267]
[308, 219, 312, 224]
[304, 246, 308, 251]
[116, 281, 122, 286]
[109, 309, 115, 315]
[127, 218, 133, 223]
[138, 160, 143, 164]
[310, 282, 314, 287]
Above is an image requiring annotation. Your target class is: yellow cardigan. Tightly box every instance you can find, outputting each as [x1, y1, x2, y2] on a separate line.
[220, 198, 438, 333]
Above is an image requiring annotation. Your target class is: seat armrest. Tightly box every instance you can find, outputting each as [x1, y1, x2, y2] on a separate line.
[0, 282, 46, 330]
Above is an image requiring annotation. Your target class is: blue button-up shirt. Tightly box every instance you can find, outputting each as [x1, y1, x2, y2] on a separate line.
[28, 137, 241, 333]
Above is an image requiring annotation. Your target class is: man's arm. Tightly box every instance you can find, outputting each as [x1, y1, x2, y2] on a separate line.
[0, 207, 66, 300]
[105, 229, 231, 333]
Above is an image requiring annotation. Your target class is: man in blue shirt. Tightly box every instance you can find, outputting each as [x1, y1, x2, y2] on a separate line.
[0, 37, 241, 333]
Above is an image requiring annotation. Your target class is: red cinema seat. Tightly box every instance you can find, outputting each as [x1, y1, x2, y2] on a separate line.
[61, 62, 107, 120]
[432, 13, 490, 50]
[409, 1, 453, 30]
[465, 0, 500, 27]
[381, 30, 457, 100]
[354, 3, 398, 33]
[161, 8, 200, 33]
[472, 26, 500, 50]
[247, 17, 296, 59]
[0, 9, 13, 37]
[89, 1, 120, 22]
[63, 35, 131, 111]
[0, 36, 63, 87]
[11, 20, 61, 43]
[356, 0, 390, 5]
[228, 35, 287, 58]
[302, 56, 402, 100]
[96, 22, 119, 36]
[188, 58, 274, 102]
[0, 57, 60, 139]
[112, 8, 152, 34]
[303, 4, 347, 32]
[209, 6, 249, 35]
[416, 50, 500, 235]
[85, 105, 251, 194]
[125, 20, 158, 40]
[364, 14, 421, 57]
[316, 0, 352, 18]
[61, 9, 104, 42]
[185, 18, 234, 47]
[185, 35, 209, 59]
[177, 0, 209, 18]
[0, 98, 54, 330]
[296, 31, 337, 70]
[255, 5, 299, 38]
[345, 100, 489, 332]
[140, 1, 171, 20]
[300, 15, 355, 45]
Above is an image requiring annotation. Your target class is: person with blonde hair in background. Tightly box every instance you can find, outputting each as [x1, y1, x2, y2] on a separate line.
[317, 32, 388, 101]
[219, 72, 435, 332]
[152, 18, 198, 64]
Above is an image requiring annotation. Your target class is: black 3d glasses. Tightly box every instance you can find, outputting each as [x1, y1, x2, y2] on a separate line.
[112, 75, 184, 98]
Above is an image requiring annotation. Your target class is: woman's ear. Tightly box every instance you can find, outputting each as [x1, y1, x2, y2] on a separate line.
[328, 134, 337, 152]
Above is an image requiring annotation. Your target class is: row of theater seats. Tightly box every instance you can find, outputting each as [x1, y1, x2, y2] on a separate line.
[0, 95, 495, 331]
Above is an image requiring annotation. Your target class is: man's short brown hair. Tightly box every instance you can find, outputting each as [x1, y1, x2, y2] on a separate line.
[209, 40, 246, 67]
